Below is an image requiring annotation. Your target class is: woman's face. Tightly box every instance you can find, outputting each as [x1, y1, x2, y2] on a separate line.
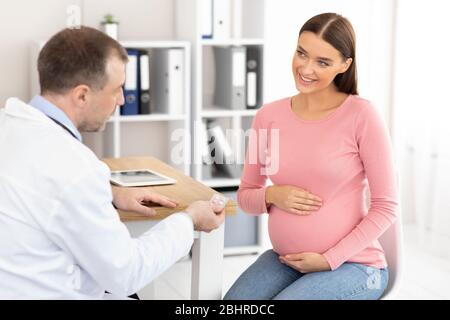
[292, 31, 352, 94]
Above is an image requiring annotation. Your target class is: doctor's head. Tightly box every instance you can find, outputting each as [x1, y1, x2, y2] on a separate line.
[292, 13, 358, 95]
[37, 26, 128, 132]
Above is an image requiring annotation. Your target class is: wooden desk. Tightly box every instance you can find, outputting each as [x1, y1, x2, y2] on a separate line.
[102, 157, 236, 299]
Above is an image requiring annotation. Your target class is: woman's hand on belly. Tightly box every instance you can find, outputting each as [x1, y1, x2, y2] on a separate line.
[266, 185, 323, 216]
[279, 252, 331, 273]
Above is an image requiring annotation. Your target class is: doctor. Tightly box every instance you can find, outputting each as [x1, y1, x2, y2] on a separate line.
[0, 26, 225, 299]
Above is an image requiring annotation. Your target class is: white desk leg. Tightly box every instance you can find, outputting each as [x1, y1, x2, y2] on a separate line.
[191, 224, 225, 300]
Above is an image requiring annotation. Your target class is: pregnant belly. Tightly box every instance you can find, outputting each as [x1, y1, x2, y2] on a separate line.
[268, 194, 366, 255]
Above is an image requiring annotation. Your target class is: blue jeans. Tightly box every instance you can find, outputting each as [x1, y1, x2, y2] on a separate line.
[224, 250, 389, 300]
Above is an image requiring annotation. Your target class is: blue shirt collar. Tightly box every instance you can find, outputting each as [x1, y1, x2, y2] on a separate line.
[29, 95, 82, 142]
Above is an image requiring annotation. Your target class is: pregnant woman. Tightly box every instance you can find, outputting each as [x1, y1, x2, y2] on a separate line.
[224, 12, 398, 300]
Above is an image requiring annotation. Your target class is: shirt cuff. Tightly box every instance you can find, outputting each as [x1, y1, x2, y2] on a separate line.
[261, 187, 272, 214]
[322, 249, 342, 271]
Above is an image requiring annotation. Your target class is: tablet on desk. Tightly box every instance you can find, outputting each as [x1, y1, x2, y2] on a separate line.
[110, 169, 176, 187]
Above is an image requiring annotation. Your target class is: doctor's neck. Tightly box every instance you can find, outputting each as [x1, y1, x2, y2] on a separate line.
[41, 92, 82, 130]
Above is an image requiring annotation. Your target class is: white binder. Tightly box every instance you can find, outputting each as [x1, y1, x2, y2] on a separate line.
[213, 46, 246, 110]
[213, 0, 231, 39]
[247, 72, 257, 107]
[231, 0, 242, 38]
[151, 48, 184, 115]
[201, 0, 213, 39]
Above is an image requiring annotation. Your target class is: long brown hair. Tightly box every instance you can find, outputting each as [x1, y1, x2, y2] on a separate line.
[299, 13, 358, 95]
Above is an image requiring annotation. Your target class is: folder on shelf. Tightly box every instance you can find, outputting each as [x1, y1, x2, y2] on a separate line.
[246, 46, 263, 109]
[213, 46, 246, 110]
[121, 49, 139, 115]
[151, 48, 184, 115]
[208, 122, 242, 178]
[201, 121, 213, 165]
[201, 120, 213, 179]
[213, 0, 231, 39]
[231, 0, 243, 38]
[201, 0, 213, 39]
[139, 50, 151, 114]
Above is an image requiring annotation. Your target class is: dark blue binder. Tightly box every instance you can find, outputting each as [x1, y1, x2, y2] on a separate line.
[121, 49, 139, 115]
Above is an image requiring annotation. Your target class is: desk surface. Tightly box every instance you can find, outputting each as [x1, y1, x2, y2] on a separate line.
[103, 157, 237, 221]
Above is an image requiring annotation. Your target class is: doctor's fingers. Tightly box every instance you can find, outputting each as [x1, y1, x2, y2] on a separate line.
[215, 209, 226, 224]
[132, 202, 157, 216]
[205, 210, 226, 232]
[143, 193, 178, 208]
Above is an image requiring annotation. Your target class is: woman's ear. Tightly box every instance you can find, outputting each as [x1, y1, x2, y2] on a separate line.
[340, 57, 353, 74]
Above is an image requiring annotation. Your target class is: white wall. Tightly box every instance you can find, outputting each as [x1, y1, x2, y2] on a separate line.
[392, 0, 450, 226]
[0, 0, 175, 106]
[263, 0, 395, 123]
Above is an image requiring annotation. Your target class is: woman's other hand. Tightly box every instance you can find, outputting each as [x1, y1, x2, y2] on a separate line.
[279, 252, 331, 273]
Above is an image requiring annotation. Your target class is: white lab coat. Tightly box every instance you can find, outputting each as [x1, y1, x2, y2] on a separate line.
[0, 98, 194, 299]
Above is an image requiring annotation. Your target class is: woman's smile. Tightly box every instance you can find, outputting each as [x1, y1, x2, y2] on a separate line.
[297, 72, 318, 86]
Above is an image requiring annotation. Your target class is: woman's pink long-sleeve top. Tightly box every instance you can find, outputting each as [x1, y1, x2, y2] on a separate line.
[237, 95, 399, 270]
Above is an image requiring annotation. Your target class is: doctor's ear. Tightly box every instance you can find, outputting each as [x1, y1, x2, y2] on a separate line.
[71, 84, 90, 107]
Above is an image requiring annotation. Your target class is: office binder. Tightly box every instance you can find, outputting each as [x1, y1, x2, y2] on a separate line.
[201, 0, 213, 39]
[231, 0, 242, 38]
[208, 122, 242, 178]
[210, 125, 233, 164]
[138, 50, 151, 114]
[201, 121, 213, 165]
[121, 49, 139, 115]
[151, 48, 184, 114]
[213, 0, 231, 39]
[213, 46, 246, 110]
[201, 120, 213, 179]
[246, 46, 263, 109]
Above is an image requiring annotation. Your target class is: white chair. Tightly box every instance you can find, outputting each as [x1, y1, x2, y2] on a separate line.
[378, 204, 403, 300]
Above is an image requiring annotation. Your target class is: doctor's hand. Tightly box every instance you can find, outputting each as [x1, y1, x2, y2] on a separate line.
[279, 252, 331, 273]
[265, 185, 322, 216]
[111, 186, 178, 216]
[185, 200, 225, 233]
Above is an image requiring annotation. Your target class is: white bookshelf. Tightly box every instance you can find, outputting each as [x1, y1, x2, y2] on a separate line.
[30, 40, 191, 176]
[201, 108, 258, 118]
[201, 38, 265, 46]
[175, 0, 270, 255]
